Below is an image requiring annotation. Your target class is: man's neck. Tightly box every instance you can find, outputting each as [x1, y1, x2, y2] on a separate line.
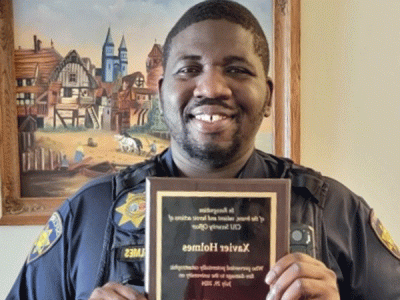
[170, 144, 255, 179]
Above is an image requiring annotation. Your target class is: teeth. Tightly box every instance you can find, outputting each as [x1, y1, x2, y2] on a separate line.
[195, 114, 227, 122]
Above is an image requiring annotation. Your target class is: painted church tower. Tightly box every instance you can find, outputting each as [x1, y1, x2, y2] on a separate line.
[101, 28, 128, 82]
[102, 28, 115, 82]
[118, 36, 128, 78]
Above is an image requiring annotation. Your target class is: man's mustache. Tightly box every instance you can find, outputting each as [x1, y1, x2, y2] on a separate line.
[191, 97, 233, 110]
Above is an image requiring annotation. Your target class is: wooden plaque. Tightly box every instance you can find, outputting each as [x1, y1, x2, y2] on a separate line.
[145, 177, 290, 300]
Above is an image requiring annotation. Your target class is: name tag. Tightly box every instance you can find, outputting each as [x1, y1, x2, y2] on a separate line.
[118, 246, 145, 262]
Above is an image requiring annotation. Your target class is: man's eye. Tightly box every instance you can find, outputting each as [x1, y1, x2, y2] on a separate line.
[176, 66, 201, 75]
[226, 67, 253, 76]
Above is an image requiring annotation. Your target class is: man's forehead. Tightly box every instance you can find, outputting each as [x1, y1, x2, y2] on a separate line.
[167, 20, 256, 60]
[169, 19, 252, 48]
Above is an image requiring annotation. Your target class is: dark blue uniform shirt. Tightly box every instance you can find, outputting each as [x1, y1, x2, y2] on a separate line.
[7, 149, 400, 299]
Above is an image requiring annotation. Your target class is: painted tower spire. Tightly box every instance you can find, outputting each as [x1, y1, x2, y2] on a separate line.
[119, 35, 128, 77]
[105, 27, 114, 46]
[102, 27, 115, 82]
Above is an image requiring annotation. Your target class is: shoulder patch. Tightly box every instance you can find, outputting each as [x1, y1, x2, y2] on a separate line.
[370, 210, 400, 260]
[27, 212, 63, 263]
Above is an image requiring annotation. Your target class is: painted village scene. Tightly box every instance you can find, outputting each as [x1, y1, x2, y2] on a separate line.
[15, 29, 168, 197]
[13, 0, 273, 198]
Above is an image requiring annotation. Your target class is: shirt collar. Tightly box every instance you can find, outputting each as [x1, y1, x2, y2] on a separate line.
[163, 148, 326, 206]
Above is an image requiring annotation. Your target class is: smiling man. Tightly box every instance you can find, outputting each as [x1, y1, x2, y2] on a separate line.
[7, 1, 400, 300]
[159, 18, 273, 177]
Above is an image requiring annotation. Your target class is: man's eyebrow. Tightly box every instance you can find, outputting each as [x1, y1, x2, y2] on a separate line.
[176, 55, 251, 65]
[174, 55, 254, 69]
[222, 55, 252, 66]
[177, 55, 202, 61]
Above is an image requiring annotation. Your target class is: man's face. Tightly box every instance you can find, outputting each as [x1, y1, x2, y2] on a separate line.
[159, 20, 272, 166]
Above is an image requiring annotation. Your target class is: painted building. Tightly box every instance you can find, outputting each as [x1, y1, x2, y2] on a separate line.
[117, 72, 155, 131]
[101, 28, 128, 83]
[49, 50, 99, 128]
[14, 35, 63, 126]
[146, 43, 163, 91]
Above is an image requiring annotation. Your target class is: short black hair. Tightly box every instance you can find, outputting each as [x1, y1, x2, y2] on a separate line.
[162, 0, 270, 76]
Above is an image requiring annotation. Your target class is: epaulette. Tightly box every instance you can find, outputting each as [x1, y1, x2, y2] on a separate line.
[288, 164, 328, 208]
[114, 154, 165, 199]
[257, 151, 327, 207]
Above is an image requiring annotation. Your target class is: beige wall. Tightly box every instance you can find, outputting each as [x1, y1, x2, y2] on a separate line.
[1, 0, 400, 298]
[0, 226, 42, 297]
[301, 0, 400, 244]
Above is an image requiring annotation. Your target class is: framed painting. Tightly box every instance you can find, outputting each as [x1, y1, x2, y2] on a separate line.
[0, 0, 300, 225]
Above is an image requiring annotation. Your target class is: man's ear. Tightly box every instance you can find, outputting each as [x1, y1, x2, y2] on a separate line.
[158, 76, 164, 113]
[158, 76, 164, 93]
[263, 78, 274, 118]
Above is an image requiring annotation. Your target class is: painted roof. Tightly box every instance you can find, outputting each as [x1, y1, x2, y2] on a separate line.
[14, 47, 63, 84]
[104, 27, 114, 46]
[49, 50, 98, 88]
[147, 43, 163, 58]
[119, 35, 127, 50]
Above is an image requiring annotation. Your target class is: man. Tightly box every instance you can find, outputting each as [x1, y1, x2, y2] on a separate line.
[7, 1, 400, 299]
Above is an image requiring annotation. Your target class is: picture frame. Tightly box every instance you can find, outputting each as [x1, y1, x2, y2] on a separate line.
[0, 0, 300, 225]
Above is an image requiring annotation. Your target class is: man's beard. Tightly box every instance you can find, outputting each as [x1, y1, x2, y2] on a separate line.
[162, 96, 268, 168]
[178, 128, 242, 169]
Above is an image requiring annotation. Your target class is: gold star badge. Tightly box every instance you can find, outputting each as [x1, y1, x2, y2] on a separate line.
[27, 212, 63, 263]
[116, 193, 146, 227]
[33, 227, 53, 255]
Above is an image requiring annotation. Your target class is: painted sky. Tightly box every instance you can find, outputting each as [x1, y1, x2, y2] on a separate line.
[13, 0, 273, 76]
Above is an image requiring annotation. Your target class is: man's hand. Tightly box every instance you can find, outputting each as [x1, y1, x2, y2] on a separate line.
[89, 282, 147, 300]
[265, 253, 339, 300]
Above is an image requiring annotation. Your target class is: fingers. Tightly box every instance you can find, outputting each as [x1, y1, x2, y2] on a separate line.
[266, 253, 325, 285]
[275, 278, 335, 300]
[265, 253, 339, 300]
[89, 282, 147, 300]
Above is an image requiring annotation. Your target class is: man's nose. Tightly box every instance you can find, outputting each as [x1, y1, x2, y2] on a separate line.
[193, 69, 232, 99]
